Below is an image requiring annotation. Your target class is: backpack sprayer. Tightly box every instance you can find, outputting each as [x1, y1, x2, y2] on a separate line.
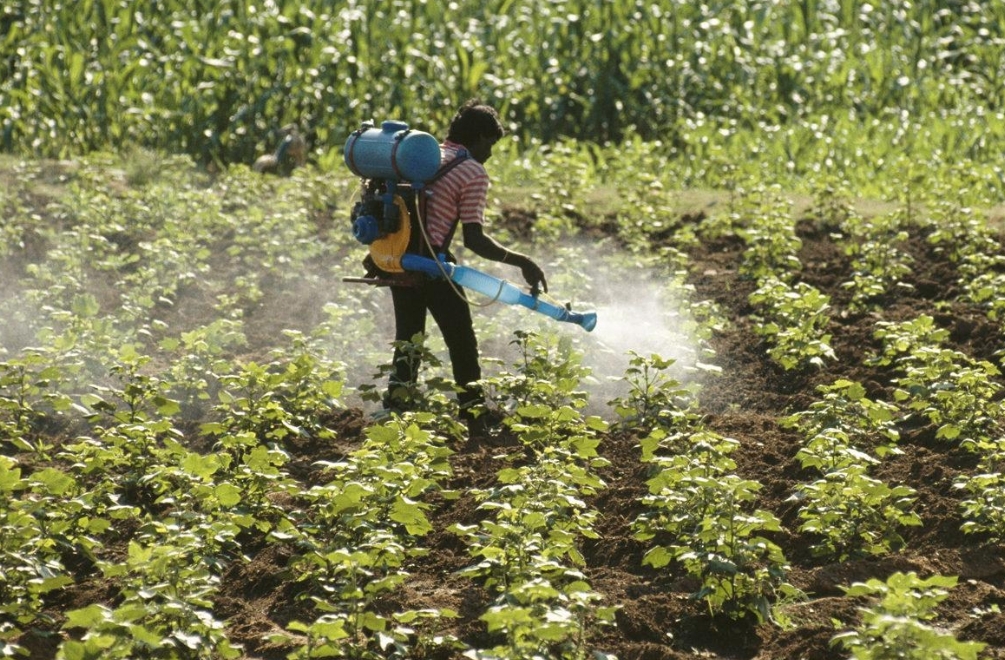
[342, 120, 597, 332]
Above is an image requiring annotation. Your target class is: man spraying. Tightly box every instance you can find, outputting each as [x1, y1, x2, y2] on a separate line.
[372, 100, 547, 432]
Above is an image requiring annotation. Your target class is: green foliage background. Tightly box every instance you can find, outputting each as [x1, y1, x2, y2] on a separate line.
[2, 0, 1004, 187]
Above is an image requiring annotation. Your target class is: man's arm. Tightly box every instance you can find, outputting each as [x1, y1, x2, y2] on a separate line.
[461, 222, 548, 293]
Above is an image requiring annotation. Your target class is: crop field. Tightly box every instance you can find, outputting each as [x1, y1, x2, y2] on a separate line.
[4, 1, 1005, 660]
[3, 148, 1005, 659]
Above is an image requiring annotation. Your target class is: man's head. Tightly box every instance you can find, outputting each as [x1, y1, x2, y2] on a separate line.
[446, 99, 505, 163]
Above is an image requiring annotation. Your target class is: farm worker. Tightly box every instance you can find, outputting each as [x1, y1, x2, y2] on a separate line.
[253, 124, 307, 175]
[382, 99, 548, 433]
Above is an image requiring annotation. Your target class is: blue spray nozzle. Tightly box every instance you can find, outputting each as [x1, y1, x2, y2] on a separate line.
[568, 311, 598, 332]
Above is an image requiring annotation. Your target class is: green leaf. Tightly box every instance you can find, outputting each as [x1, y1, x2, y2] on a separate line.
[154, 395, 181, 416]
[131, 624, 165, 647]
[309, 619, 349, 641]
[322, 380, 343, 397]
[516, 404, 551, 419]
[936, 424, 960, 440]
[37, 575, 74, 593]
[642, 546, 672, 569]
[286, 621, 310, 633]
[30, 467, 75, 495]
[71, 294, 100, 318]
[64, 604, 108, 629]
[60, 641, 86, 660]
[0, 462, 24, 493]
[359, 611, 387, 632]
[390, 496, 432, 536]
[215, 482, 243, 507]
[182, 452, 221, 480]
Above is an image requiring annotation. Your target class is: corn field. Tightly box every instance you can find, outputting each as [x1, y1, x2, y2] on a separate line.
[2, 0, 1005, 169]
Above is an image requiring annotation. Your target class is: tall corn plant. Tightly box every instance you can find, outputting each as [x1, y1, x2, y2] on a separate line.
[4, 0, 1005, 162]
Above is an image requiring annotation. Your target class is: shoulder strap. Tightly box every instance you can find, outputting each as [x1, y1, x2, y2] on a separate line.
[429, 148, 470, 184]
[411, 149, 472, 256]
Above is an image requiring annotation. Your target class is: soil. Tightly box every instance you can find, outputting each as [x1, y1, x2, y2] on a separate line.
[17, 203, 1005, 659]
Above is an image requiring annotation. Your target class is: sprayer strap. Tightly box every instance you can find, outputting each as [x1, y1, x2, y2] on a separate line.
[389, 129, 410, 181]
[417, 150, 471, 252]
[426, 151, 469, 190]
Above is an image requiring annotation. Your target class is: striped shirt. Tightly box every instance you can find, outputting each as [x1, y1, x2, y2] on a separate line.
[424, 140, 489, 250]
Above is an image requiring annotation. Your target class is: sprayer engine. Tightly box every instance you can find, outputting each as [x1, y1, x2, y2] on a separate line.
[350, 185, 401, 245]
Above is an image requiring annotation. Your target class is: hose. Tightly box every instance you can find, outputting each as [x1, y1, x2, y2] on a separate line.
[414, 184, 506, 308]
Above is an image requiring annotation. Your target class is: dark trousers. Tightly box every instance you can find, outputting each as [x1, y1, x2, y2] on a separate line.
[387, 278, 483, 412]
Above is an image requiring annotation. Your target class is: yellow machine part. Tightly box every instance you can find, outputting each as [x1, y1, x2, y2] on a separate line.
[369, 195, 411, 273]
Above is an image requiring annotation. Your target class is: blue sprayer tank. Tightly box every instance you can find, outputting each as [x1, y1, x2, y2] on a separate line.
[344, 120, 441, 182]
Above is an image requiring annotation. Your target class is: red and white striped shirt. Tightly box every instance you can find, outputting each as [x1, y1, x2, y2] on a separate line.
[424, 140, 489, 250]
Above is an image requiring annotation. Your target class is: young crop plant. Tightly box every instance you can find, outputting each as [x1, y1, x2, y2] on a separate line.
[0, 457, 77, 657]
[792, 428, 883, 476]
[485, 330, 592, 412]
[453, 465, 616, 660]
[279, 420, 458, 660]
[869, 315, 951, 369]
[955, 439, 1005, 541]
[925, 190, 994, 265]
[474, 576, 618, 660]
[201, 337, 345, 447]
[956, 470, 1005, 542]
[832, 572, 986, 660]
[790, 465, 922, 560]
[135, 436, 296, 539]
[458, 448, 606, 583]
[634, 428, 801, 625]
[959, 251, 1005, 322]
[840, 211, 915, 312]
[0, 351, 74, 456]
[749, 277, 835, 371]
[61, 354, 206, 517]
[782, 380, 922, 559]
[158, 318, 248, 416]
[615, 173, 694, 254]
[783, 380, 900, 443]
[520, 139, 597, 242]
[61, 532, 242, 660]
[782, 379, 902, 473]
[90, 184, 220, 324]
[608, 351, 702, 432]
[734, 183, 802, 282]
[450, 381, 616, 659]
[926, 200, 1005, 322]
[358, 333, 466, 432]
[891, 346, 1003, 445]
[25, 293, 130, 393]
[806, 176, 857, 228]
[79, 348, 181, 427]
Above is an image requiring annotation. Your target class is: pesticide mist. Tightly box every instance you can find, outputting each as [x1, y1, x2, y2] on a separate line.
[577, 266, 702, 415]
[457, 239, 704, 418]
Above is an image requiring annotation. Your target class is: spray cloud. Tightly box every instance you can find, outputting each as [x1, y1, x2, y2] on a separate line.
[576, 264, 701, 417]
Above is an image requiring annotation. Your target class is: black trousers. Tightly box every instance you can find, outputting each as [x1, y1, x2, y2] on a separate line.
[387, 277, 483, 411]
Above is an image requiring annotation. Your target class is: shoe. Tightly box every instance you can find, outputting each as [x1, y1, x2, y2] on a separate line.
[369, 407, 394, 422]
[465, 407, 507, 437]
[370, 405, 411, 422]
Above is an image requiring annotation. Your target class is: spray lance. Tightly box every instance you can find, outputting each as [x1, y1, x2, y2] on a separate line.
[400, 253, 597, 331]
[342, 120, 598, 333]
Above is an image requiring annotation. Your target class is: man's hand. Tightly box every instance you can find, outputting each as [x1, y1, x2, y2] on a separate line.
[519, 258, 548, 295]
[462, 223, 548, 293]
